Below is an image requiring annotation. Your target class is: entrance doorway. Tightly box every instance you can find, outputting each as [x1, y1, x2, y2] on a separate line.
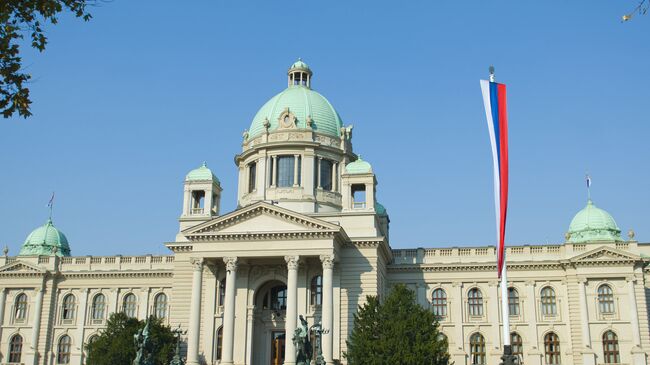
[271, 331, 285, 365]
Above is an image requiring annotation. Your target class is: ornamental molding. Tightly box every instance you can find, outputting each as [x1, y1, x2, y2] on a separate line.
[0, 260, 47, 276]
[182, 202, 344, 242]
[60, 271, 173, 279]
[388, 262, 565, 273]
[569, 246, 640, 265]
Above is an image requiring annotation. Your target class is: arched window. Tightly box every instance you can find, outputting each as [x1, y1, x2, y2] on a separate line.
[276, 156, 295, 187]
[154, 293, 168, 319]
[470, 333, 486, 365]
[14, 293, 27, 321]
[508, 287, 520, 316]
[87, 335, 99, 345]
[544, 332, 561, 365]
[602, 331, 620, 364]
[61, 294, 76, 321]
[9, 334, 23, 363]
[218, 280, 226, 307]
[432, 288, 447, 318]
[541, 286, 557, 315]
[310, 275, 322, 306]
[468, 288, 483, 316]
[262, 285, 288, 311]
[122, 293, 137, 318]
[319, 159, 333, 191]
[511, 332, 523, 357]
[598, 284, 615, 314]
[57, 335, 71, 364]
[91, 294, 106, 321]
[215, 326, 223, 361]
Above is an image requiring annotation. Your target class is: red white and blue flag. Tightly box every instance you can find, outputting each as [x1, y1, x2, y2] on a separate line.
[480, 80, 509, 278]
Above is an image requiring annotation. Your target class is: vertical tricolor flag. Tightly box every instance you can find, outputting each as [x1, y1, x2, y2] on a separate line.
[480, 80, 509, 278]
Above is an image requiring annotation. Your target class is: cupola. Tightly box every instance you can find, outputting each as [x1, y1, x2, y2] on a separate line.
[288, 58, 312, 88]
[180, 162, 222, 231]
[341, 157, 377, 212]
[566, 200, 623, 243]
[19, 219, 71, 256]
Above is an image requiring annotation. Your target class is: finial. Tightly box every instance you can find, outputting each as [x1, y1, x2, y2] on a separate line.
[3, 246, 8, 257]
[51, 245, 58, 255]
[489, 66, 495, 82]
[585, 173, 592, 201]
[564, 232, 571, 241]
[201, 161, 207, 168]
[298, 57, 302, 61]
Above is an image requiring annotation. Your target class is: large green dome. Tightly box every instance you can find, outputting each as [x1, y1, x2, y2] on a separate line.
[248, 61, 343, 138]
[19, 219, 71, 256]
[567, 200, 622, 243]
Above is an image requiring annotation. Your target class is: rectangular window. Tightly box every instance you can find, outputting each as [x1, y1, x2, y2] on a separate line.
[248, 163, 257, 193]
[320, 159, 333, 191]
[277, 156, 294, 187]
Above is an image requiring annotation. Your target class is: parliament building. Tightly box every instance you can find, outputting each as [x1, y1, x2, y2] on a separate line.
[1, 60, 648, 365]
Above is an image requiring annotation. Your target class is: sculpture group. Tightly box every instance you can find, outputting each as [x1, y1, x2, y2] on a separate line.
[293, 314, 328, 365]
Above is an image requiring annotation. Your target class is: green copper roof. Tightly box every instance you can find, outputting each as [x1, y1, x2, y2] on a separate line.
[186, 162, 220, 183]
[567, 200, 622, 243]
[345, 158, 372, 174]
[19, 219, 71, 256]
[376, 202, 387, 216]
[248, 63, 343, 139]
[290, 59, 310, 71]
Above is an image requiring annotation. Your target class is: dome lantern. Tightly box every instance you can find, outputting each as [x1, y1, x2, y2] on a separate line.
[288, 58, 312, 88]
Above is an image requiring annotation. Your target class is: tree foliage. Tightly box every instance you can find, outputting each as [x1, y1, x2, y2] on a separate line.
[0, 0, 93, 118]
[85, 313, 175, 365]
[345, 284, 449, 365]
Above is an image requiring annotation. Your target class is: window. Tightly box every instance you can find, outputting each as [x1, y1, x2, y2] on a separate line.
[311, 275, 322, 306]
[191, 190, 205, 214]
[352, 184, 366, 209]
[468, 288, 483, 316]
[9, 334, 23, 363]
[218, 280, 226, 307]
[320, 159, 333, 191]
[544, 332, 561, 365]
[262, 285, 288, 311]
[215, 326, 223, 360]
[61, 294, 76, 321]
[511, 332, 523, 357]
[122, 293, 137, 318]
[541, 286, 557, 315]
[508, 287, 520, 316]
[277, 156, 295, 187]
[598, 284, 615, 314]
[248, 163, 257, 193]
[87, 335, 98, 345]
[57, 335, 71, 364]
[470, 333, 486, 365]
[154, 293, 168, 319]
[91, 294, 106, 320]
[14, 293, 27, 321]
[602, 331, 620, 364]
[432, 289, 447, 318]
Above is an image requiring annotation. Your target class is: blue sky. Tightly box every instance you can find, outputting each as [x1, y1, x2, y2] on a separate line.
[0, 1, 648, 255]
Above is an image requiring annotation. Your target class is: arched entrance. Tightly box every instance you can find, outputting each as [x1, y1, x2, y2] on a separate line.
[253, 280, 288, 365]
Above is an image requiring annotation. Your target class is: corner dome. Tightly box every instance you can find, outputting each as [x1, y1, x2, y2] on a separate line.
[248, 60, 343, 139]
[19, 219, 71, 256]
[376, 201, 387, 216]
[345, 158, 372, 174]
[186, 162, 220, 183]
[567, 200, 622, 243]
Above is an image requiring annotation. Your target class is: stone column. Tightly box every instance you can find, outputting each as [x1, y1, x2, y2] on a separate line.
[321, 255, 335, 364]
[31, 285, 45, 351]
[317, 157, 322, 188]
[578, 278, 596, 365]
[332, 162, 338, 192]
[524, 281, 542, 365]
[221, 257, 238, 365]
[187, 258, 204, 365]
[450, 282, 466, 365]
[488, 282, 501, 355]
[0, 288, 6, 344]
[293, 155, 300, 187]
[271, 156, 278, 187]
[78, 289, 90, 363]
[285, 255, 300, 365]
[627, 278, 642, 347]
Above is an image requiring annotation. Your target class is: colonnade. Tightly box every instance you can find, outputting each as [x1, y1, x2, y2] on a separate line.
[186, 254, 335, 365]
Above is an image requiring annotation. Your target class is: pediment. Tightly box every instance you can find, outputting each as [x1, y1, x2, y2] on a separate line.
[0, 260, 47, 274]
[570, 246, 640, 263]
[182, 202, 342, 239]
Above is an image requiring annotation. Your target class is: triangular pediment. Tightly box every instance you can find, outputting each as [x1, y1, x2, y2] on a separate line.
[0, 260, 47, 274]
[570, 246, 640, 263]
[182, 202, 342, 239]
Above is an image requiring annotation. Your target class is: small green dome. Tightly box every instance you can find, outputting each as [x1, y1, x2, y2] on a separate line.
[186, 162, 220, 183]
[567, 200, 622, 243]
[376, 202, 387, 216]
[345, 158, 372, 174]
[290, 59, 310, 71]
[19, 219, 71, 256]
[248, 61, 343, 139]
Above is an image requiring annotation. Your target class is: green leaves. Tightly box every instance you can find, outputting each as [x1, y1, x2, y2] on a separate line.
[0, 0, 93, 118]
[85, 313, 176, 365]
[345, 284, 450, 365]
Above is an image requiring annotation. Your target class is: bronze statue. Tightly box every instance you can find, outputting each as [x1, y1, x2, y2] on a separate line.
[133, 318, 153, 365]
[293, 315, 312, 365]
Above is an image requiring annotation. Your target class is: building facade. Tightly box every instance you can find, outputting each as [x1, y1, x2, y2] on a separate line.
[0, 60, 648, 365]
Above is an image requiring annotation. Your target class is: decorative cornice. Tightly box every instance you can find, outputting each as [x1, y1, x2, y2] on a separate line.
[61, 271, 173, 279]
[187, 231, 337, 242]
